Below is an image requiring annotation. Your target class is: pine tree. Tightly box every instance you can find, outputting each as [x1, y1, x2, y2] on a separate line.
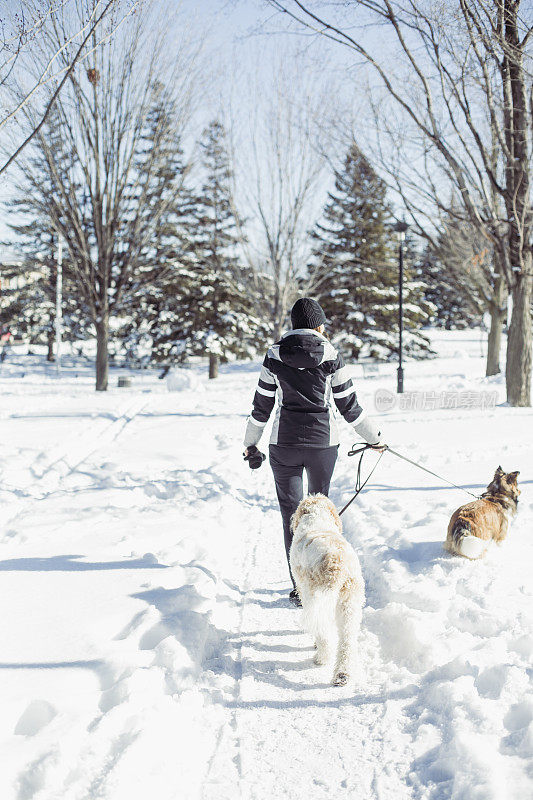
[415, 244, 483, 330]
[116, 83, 200, 364]
[2, 115, 90, 357]
[310, 143, 432, 360]
[0, 225, 89, 359]
[155, 120, 266, 374]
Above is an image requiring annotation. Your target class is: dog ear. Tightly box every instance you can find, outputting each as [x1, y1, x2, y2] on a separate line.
[507, 471, 520, 484]
[495, 465, 504, 476]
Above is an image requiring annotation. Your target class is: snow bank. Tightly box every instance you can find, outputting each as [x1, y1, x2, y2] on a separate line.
[166, 368, 203, 392]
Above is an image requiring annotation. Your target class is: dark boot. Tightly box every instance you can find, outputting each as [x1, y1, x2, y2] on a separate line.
[289, 588, 302, 607]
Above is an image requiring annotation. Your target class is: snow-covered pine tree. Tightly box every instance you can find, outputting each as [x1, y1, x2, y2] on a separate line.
[415, 244, 483, 330]
[115, 82, 199, 364]
[171, 120, 265, 376]
[310, 143, 432, 360]
[0, 226, 88, 359]
[3, 117, 90, 357]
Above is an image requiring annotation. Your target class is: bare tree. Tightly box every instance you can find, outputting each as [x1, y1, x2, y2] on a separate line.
[266, 0, 532, 405]
[15, 8, 202, 390]
[234, 58, 328, 339]
[0, 0, 139, 176]
[361, 109, 509, 376]
[434, 216, 507, 374]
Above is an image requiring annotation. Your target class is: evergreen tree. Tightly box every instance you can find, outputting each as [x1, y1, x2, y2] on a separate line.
[2, 116, 90, 356]
[115, 84, 200, 363]
[0, 226, 89, 359]
[310, 143, 432, 360]
[415, 244, 483, 330]
[190, 120, 265, 373]
[150, 120, 266, 373]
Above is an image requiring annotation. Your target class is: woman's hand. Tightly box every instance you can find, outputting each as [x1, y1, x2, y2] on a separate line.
[243, 445, 266, 469]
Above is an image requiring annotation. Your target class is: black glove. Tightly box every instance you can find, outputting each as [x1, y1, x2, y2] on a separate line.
[243, 445, 266, 470]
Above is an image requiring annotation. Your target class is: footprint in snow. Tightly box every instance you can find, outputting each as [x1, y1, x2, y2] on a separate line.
[503, 700, 533, 733]
[507, 634, 533, 661]
[15, 700, 57, 736]
[475, 664, 510, 700]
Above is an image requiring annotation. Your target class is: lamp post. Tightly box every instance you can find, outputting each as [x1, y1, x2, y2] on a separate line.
[394, 220, 408, 393]
[55, 234, 63, 373]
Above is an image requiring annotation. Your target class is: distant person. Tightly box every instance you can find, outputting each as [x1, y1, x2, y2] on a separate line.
[243, 298, 386, 606]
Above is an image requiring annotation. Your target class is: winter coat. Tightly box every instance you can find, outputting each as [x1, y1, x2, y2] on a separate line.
[243, 328, 382, 449]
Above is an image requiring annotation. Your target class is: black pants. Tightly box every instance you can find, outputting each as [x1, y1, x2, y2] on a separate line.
[269, 444, 338, 587]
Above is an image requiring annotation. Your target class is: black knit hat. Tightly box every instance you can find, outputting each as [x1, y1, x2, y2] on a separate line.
[290, 298, 327, 330]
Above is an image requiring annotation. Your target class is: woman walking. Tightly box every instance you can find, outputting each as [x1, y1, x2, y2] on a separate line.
[243, 298, 386, 606]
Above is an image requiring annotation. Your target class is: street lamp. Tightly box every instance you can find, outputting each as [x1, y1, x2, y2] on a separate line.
[394, 219, 409, 393]
[55, 234, 63, 373]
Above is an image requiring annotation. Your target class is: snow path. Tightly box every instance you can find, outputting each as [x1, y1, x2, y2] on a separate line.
[0, 339, 532, 799]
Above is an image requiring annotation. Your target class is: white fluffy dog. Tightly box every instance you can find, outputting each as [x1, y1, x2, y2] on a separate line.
[289, 494, 365, 686]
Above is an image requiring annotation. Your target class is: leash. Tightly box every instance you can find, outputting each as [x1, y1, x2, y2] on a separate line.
[385, 447, 481, 500]
[338, 443, 481, 516]
[338, 444, 385, 516]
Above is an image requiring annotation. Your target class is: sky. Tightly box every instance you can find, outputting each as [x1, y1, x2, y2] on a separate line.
[1, 1, 329, 243]
[0, 0, 352, 261]
[0, 0, 437, 257]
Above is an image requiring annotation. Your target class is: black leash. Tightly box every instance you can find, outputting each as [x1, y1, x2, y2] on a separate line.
[338, 444, 385, 516]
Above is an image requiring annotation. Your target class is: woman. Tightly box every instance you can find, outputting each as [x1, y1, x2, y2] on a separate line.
[243, 298, 386, 606]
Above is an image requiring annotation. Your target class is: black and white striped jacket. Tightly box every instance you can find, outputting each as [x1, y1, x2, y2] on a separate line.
[243, 329, 382, 449]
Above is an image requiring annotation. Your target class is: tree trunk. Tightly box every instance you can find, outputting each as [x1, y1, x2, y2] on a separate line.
[47, 329, 55, 361]
[208, 352, 219, 379]
[502, 5, 531, 406]
[486, 307, 503, 377]
[272, 280, 283, 341]
[486, 274, 508, 377]
[95, 317, 109, 391]
[505, 270, 532, 406]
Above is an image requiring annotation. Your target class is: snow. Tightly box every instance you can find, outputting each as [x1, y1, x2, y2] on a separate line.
[0, 330, 532, 799]
[166, 367, 203, 392]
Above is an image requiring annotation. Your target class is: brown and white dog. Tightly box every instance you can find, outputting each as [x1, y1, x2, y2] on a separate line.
[289, 494, 365, 686]
[445, 467, 520, 560]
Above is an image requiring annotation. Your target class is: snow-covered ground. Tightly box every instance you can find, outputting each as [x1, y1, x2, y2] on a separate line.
[0, 330, 532, 800]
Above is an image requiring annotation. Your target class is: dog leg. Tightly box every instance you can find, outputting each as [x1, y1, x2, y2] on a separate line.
[302, 590, 333, 665]
[333, 582, 363, 686]
[313, 634, 330, 665]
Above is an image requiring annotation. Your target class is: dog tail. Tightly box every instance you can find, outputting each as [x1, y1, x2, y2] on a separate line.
[448, 521, 486, 560]
[457, 535, 486, 560]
